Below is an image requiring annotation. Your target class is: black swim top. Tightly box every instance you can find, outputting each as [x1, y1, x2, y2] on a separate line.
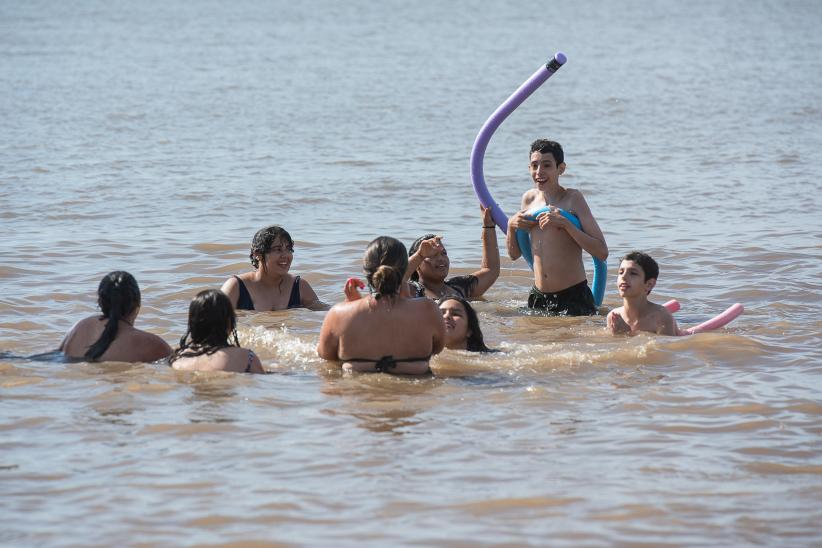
[343, 355, 433, 374]
[410, 274, 478, 299]
[234, 275, 302, 311]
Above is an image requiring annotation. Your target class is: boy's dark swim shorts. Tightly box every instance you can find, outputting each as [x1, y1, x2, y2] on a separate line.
[527, 280, 597, 316]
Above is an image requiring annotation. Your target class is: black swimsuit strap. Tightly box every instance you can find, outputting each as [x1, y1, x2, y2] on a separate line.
[345, 355, 432, 373]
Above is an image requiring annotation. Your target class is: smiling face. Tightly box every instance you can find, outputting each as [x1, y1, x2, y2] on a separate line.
[529, 151, 565, 192]
[617, 259, 656, 298]
[417, 244, 450, 283]
[258, 237, 293, 276]
[439, 298, 471, 350]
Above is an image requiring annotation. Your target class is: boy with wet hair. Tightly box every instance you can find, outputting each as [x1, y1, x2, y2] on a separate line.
[607, 251, 678, 336]
[506, 139, 608, 315]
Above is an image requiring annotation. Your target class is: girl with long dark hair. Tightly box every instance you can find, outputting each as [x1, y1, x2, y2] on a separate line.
[438, 297, 495, 352]
[170, 289, 264, 373]
[60, 271, 172, 362]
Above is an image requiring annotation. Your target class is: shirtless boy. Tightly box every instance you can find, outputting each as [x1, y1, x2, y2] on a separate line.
[607, 251, 678, 336]
[506, 139, 608, 315]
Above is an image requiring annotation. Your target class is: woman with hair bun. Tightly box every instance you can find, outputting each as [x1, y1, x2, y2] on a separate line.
[317, 236, 445, 375]
[170, 289, 264, 373]
[60, 271, 172, 362]
[221, 225, 326, 311]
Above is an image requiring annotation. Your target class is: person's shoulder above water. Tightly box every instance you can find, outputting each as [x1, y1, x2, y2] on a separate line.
[170, 289, 265, 373]
[317, 236, 445, 375]
[60, 271, 172, 363]
[607, 251, 678, 336]
[220, 225, 327, 311]
[406, 205, 500, 300]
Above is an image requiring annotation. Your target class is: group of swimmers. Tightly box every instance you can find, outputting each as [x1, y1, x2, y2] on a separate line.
[60, 139, 678, 375]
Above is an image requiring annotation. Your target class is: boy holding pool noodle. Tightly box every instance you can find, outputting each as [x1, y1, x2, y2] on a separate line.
[607, 251, 678, 336]
[506, 139, 608, 315]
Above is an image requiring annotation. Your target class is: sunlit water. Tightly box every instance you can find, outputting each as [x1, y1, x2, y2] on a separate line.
[2, 0, 821, 545]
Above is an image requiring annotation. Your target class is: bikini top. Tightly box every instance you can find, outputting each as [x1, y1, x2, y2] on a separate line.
[343, 355, 433, 374]
[234, 275, 301, 311]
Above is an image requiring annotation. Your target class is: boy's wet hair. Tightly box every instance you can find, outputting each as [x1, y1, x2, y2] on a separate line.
[530, 139, 564, 165]
[250, 226, 294, 269]
[363, 236, 408, 300]
[85, 271, 141, 361]
[438, 296, 493, 353]
[170, 289, 240, 363]
[408, 233, 437, 282]
[622, 251, 659, 282]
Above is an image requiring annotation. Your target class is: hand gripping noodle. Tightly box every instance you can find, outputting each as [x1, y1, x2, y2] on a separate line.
[468, 53, 606, 307]
[516, 206, 607, 307]
[662, 300, 744, 335]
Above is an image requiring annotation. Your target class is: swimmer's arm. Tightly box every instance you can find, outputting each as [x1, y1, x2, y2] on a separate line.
[506, 191, 539, 260]
[220, 277, 241, 308]
[562, 192, 608, 261]
[427, 300, 446, 355]
[58, 318, 86, 353]
[506, 212, 537, 260]
[300, 278, 330, 311]
[470, 206, 500, 297]
[248, 351, 265, 374]
[405, 248, 426, 289]
[607, 309, 632, 336]
[316, 309, 341, 360]
[142, 334, 173, 362]
[657, 309, 678, 336]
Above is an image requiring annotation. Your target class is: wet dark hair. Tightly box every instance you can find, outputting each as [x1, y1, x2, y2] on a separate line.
[363, 236, 408, 300]
[250, 226, 294, 269]
[530, 139, 564, 165]
[169, 289, 240, 364]
[621, 250, 659, 283]
[439, 296, 493, 352]
[408, 233, 437, 282]
[85, 271, 141, 361]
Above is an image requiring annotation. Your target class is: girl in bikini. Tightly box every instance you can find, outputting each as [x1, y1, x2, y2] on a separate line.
[169, 289, 264, 373]
[317, 236, 445, 375]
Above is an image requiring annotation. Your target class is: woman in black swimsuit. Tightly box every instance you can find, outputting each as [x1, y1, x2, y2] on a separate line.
[170, 289, 264, 373]
[317, 236, 445, 375]
[221, 225, 326, 311]
[407, 206, 500, 300]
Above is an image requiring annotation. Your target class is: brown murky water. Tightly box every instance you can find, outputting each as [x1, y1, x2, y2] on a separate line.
[2, 0, 821, 545]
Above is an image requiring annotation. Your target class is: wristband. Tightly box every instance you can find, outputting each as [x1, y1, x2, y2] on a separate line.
[483, 225, 496, 229]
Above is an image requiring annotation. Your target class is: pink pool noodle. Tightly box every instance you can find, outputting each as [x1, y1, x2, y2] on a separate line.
[679, 303, 744, 335]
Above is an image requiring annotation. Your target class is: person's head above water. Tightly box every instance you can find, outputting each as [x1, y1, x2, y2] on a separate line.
[408, 233, 449, 283]
[438, 296, 492, 352]
[250, 225, 294, 270]
[363, 236, 408, 300]
[86, 271, 141, 360]
[618, 251, 659, 298]
[172, 289, 240, 362]
[530, 139, 564, 166]
[620, 250, 659, 284]
[188, 289, 238, 345]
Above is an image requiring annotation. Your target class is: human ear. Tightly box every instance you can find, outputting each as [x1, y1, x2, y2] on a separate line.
[645, 278, 657, 295]
[558, 162, 566, 175]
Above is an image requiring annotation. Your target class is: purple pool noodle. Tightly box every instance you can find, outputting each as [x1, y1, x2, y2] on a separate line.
[470, 52, 567, 230]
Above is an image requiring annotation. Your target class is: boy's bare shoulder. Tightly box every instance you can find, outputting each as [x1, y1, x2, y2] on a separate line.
[521, 188, 541, 207]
